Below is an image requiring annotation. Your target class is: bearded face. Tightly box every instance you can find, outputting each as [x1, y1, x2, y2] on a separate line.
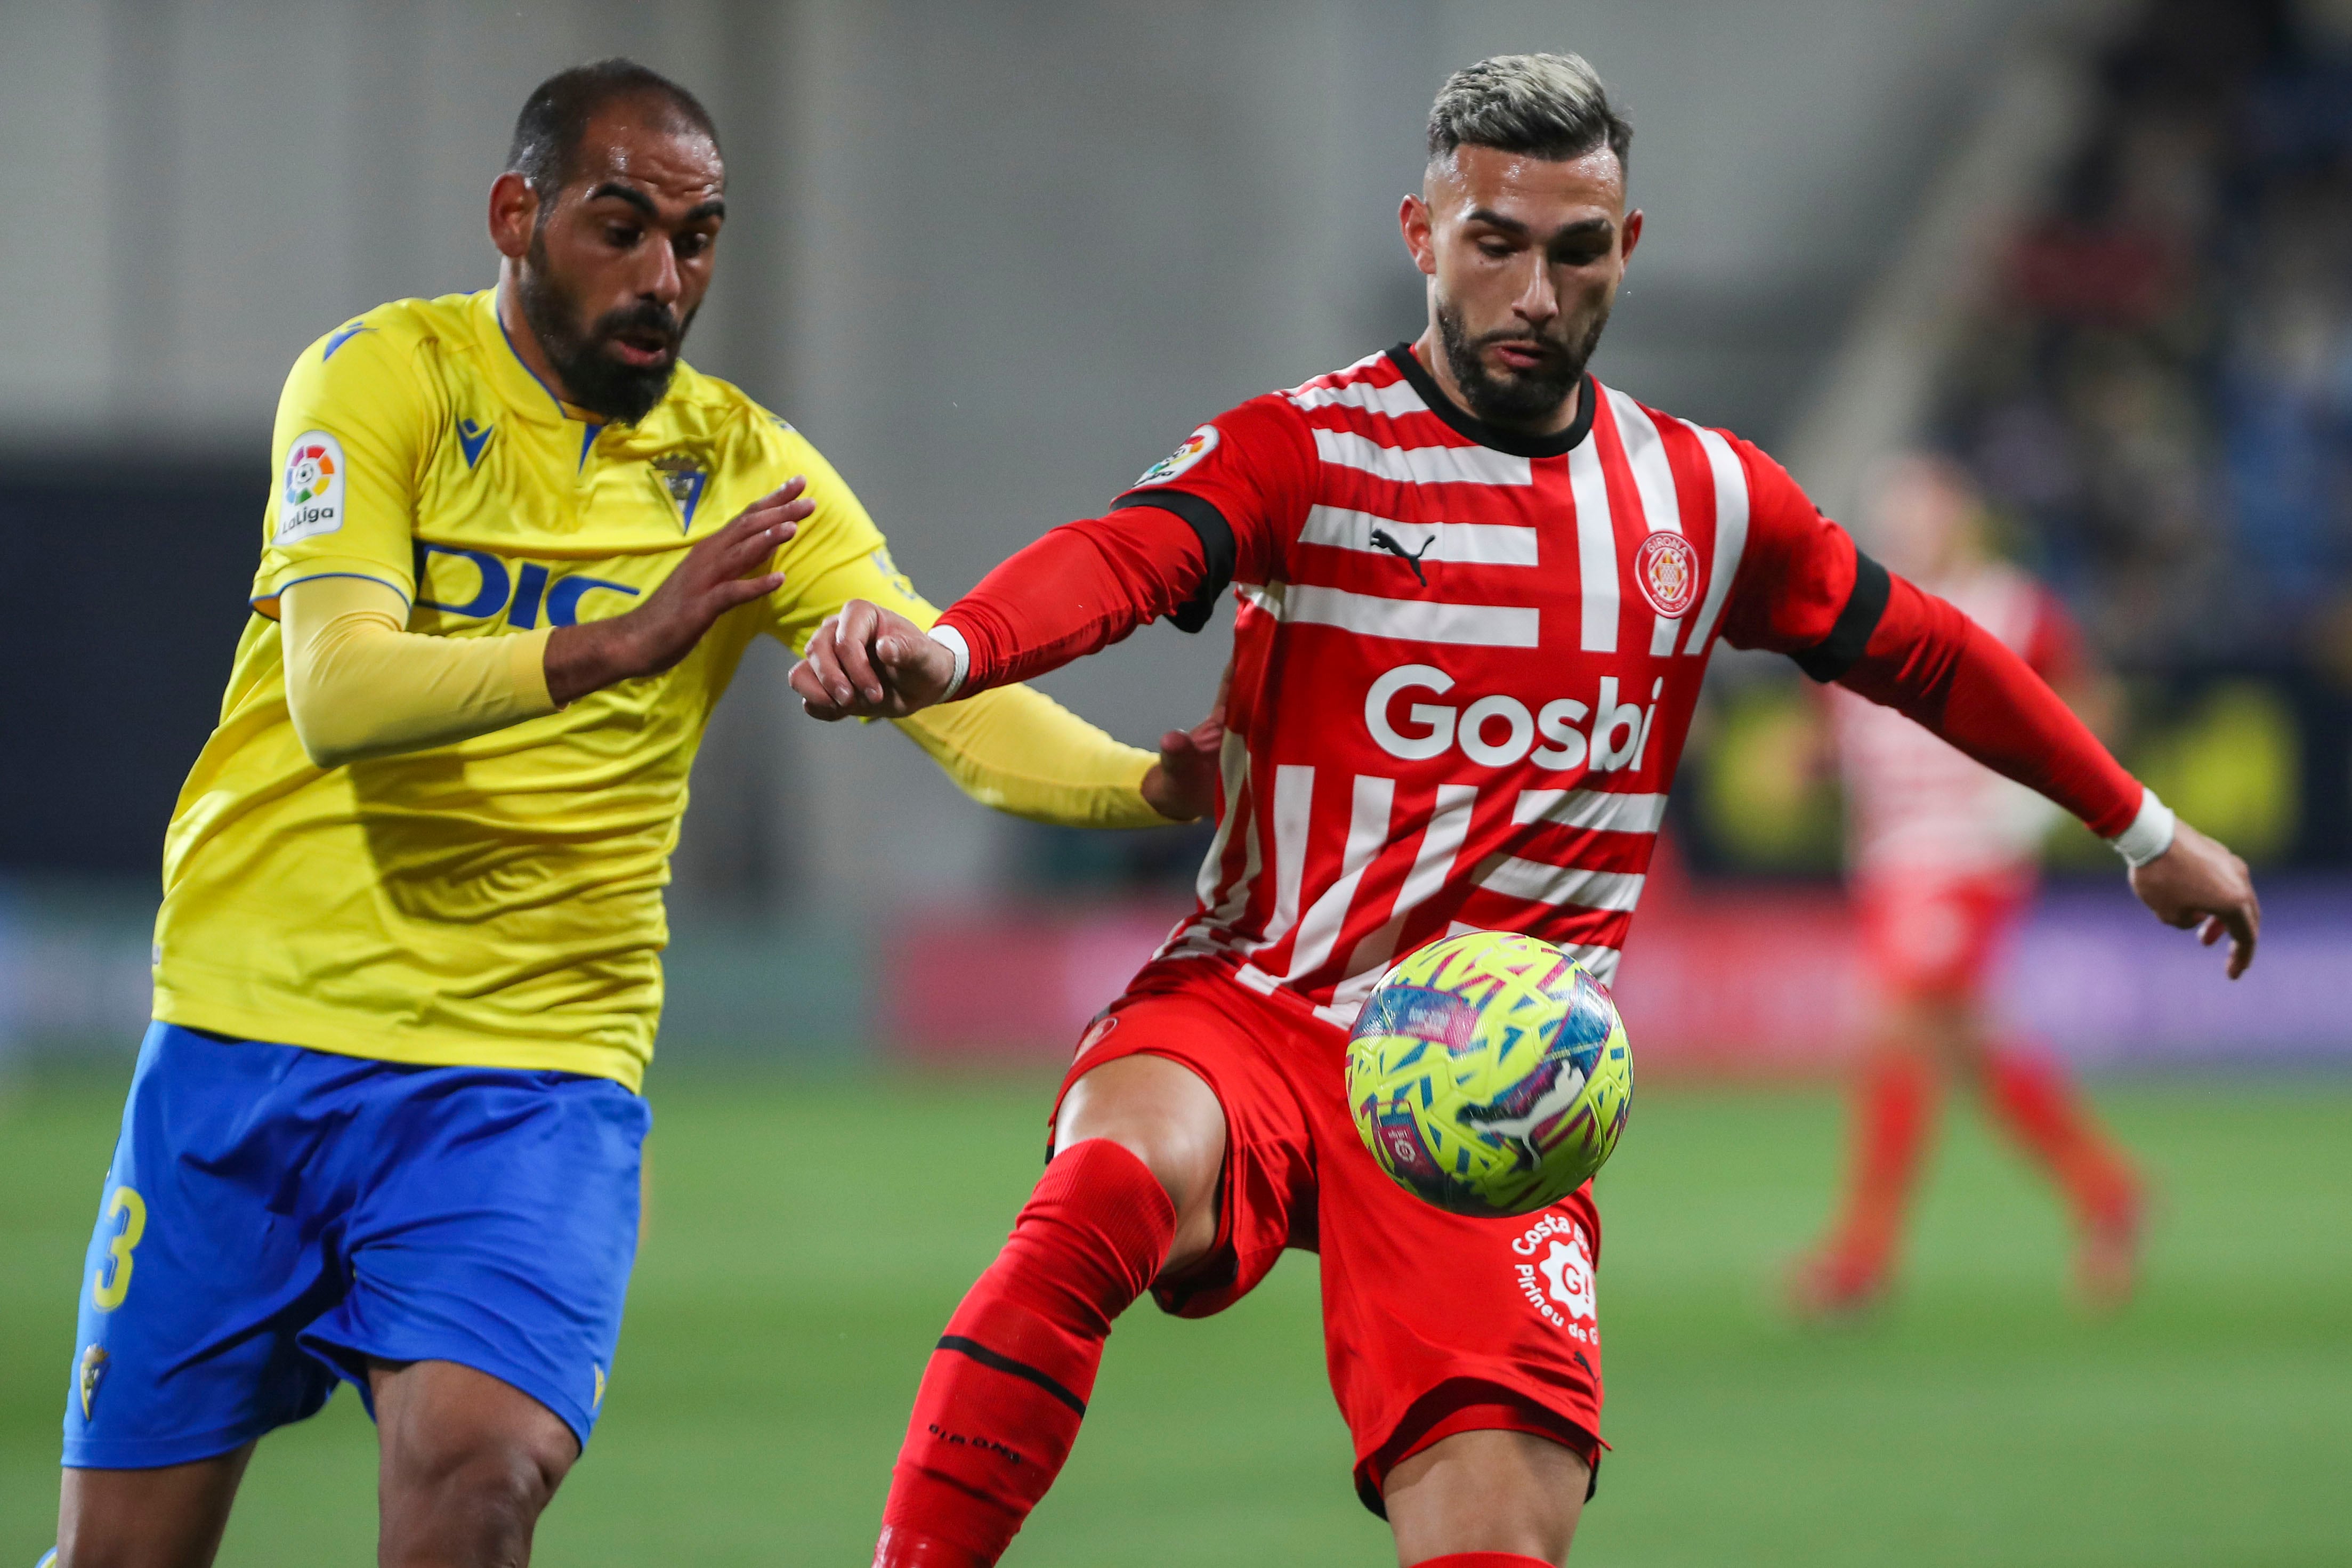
[1410, 141, 1636, 435]
[1433, 292, 1610, 430]
[516, 227, 696, 424]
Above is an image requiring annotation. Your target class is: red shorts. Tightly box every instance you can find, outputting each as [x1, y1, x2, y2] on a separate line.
[1052, 962, 1605, 1516]
[1853, 869, 2034, 1000]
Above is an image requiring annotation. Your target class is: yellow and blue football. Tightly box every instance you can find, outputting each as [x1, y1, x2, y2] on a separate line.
[1346, 930, 1633, 1218]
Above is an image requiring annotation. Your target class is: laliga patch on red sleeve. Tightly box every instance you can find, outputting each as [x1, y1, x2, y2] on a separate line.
[1132, 425, 1219, 487]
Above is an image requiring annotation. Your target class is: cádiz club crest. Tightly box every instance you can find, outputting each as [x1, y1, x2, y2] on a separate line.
[79, 1345, 108, 1420]
[652, 452, 709, 530]
[1635, 530, 1698, 618]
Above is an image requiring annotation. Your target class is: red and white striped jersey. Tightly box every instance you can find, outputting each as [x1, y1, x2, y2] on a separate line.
[1110, 346, 1875, 1028]
[1832, 562, 2083, 879]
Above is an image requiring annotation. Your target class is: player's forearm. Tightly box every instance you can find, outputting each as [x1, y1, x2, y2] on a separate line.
[1837, 574, 2145, 840]
[893, 683, 1176, 827]
[543, 617, 657, 707]
[282, 576, 556, 769]
[936, 508, 1209, 696]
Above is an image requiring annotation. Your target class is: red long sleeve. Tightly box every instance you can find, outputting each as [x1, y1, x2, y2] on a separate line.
[939, 506, 1210, 693]
[1837, 573, 2142, 838]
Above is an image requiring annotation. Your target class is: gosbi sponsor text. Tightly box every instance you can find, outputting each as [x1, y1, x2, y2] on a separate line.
[1364, 664, 1666, 773]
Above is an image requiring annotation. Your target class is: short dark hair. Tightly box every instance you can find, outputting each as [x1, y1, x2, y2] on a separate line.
[1427, 53, 1631, 174]
[506, 58, 721, 197]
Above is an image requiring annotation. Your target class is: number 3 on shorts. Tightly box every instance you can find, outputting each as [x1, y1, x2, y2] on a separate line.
[90, 1187, 148, 1311]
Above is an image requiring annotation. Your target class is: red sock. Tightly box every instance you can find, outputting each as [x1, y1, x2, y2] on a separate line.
[1410, 1554, 1556, 1568]
[1983, 1047, 2138, 1222]
[1828, 1051, 1939, 1272]
[874, 1138, 1176, 1568]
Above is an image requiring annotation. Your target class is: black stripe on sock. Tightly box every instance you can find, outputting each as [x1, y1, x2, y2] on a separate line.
[936, 1335, 1088, 1417]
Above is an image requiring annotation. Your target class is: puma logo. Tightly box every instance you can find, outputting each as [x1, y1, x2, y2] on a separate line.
[1369, 527, 1436, 586]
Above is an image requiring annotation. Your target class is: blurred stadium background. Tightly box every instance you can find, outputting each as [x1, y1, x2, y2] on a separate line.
[3, 0, 2349, 1562]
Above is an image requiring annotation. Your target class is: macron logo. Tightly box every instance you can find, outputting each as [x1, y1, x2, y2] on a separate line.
[322, 321, 373, 360]
[457, 417, 495, 468]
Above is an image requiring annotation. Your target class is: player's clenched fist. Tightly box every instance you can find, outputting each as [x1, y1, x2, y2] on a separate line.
[546, 479, 811, 704]
[790, 597, 958, 720]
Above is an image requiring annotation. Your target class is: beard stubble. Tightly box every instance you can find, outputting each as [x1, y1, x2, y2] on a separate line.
[516, 233, 695, 424]
[1434, 296, 1611, 432]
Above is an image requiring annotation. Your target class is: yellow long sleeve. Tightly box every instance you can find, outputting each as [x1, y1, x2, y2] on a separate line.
[281, 574, 556, 769]
[893, 685, 1173, 829]
[761, 476, 1170, 830]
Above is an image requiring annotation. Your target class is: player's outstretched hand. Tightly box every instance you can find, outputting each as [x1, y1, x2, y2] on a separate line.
[1140, 660, 1232, 821]
[789, 598, 957, 720]
[546, 479, 810, 705]
[2129, 819, 2260, 979]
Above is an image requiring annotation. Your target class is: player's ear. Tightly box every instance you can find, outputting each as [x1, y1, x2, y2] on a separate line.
[489, 172, 539, 261]
[1400, 192, 1437, 277]
[1620, 208, 1644, 265]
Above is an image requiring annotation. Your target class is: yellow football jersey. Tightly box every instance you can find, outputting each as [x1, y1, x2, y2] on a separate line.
[152, 288, 1151, 1090]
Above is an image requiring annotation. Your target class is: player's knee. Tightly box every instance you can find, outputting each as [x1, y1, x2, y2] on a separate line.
[1083, 1127, 1211, 1223]
[1056, 1056, 1226, 1219]
[379, 1428, 572, 1564]
[1384, 1427, 1589, 1566]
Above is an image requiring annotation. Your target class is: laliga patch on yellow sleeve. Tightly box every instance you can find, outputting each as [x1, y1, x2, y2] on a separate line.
[277, 431, 346, 543]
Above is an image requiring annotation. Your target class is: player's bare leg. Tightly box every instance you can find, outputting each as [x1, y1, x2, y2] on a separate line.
[372, 1359, 579, 1568]
[55, 1444, 254, 1568]
[871, 1054, 1222, 1567]
[1385, 1428, 1590, 1567]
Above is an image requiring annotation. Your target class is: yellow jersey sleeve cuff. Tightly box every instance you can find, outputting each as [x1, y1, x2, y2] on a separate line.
[251, 555, 416, 620]
[893, 684, 1169, 829]
[513, 625, 557, 713]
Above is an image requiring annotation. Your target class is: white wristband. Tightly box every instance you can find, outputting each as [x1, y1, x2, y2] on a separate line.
[2108, 786, 2177, 869]
[929, 624, 971, 701]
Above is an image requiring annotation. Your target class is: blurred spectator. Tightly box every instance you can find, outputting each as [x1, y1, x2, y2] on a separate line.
[1939, 0, 2352, 670]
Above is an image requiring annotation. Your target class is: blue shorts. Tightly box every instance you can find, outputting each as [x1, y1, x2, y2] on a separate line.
[63, 1022, 649, 1469]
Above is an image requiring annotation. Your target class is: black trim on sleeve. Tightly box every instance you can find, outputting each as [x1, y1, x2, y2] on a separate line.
[936, 1335, 1088, 1416]
[1110, 488, 1235, 633]
[1793, 549, 1892, 683]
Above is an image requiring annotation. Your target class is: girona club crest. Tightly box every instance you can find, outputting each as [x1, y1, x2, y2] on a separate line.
[1635, 530, 1698, 618]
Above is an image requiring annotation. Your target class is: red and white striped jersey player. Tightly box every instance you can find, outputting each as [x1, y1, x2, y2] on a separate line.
[794, 52, 2259, 1568]
[1797, 452, 2149, 1320]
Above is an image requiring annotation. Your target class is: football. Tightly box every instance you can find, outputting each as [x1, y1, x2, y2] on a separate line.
[1346, 930, 1634, 1218]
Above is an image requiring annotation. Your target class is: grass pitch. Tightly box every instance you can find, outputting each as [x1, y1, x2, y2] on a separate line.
[4, 1064, 2348, 1565]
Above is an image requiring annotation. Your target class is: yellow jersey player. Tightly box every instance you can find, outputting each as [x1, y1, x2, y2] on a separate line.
[52, 59, 1217, 1568]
